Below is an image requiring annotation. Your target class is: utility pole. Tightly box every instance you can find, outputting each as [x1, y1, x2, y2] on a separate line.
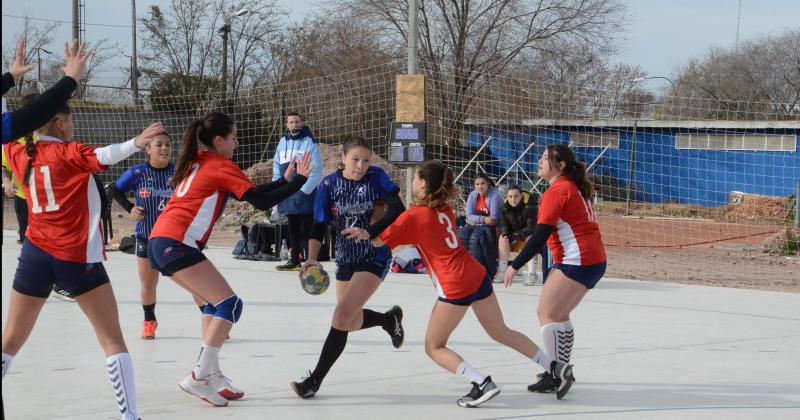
[72, 0, 80, 41]
[131, 0, 139, 105]
[405, 0, 420, 206]
[736, 0, 742, 49]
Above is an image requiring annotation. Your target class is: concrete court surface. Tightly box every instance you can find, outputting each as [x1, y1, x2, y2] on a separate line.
[2, 229, 799, 420]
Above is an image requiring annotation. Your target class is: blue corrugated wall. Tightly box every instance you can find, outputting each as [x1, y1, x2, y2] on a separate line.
[466, 126, 800, 206]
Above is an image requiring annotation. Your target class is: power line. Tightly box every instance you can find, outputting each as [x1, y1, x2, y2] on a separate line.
[2, 13, 133, 29]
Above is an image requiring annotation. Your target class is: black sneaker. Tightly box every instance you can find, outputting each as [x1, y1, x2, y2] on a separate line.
[383, 305, 405, 349]
[276, 261, 302, 271]
[290, 372, 319, 399]
[550, 361, 575, 400]
[456, 376, 501, 408]
[527, 372, 558, 393]
[537, 368, 576, 382]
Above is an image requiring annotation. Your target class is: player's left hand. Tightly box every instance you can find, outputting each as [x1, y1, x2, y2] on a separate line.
[342, 227, 370, 241]
[503, 266, 517, 288]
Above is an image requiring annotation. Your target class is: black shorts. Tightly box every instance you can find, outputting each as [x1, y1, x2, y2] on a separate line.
[438, 274, 493, 306]
[135, 234, 149, 258]
[335, 259, 391, 282]
[147, 236, 207, 276]
[12, 240, 110, 298]
[553, 261, 606, 289]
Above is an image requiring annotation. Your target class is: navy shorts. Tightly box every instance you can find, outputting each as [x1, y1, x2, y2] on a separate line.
[12, 240, 110, 298]
[336, 259, 391, 282]
[553, 261, 606, 289]
[147, 236, 207, 276]
[439, 274, 494, 306]
[135, 234, 149, 258]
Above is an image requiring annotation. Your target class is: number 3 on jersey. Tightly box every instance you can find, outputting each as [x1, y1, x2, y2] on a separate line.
[29, 165, 60, 213]
[438, 211, 458, 249]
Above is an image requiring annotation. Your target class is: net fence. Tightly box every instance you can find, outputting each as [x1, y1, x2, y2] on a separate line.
[4, 61, 799, 250]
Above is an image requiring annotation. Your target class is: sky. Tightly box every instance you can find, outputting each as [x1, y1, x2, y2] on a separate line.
[2, 0, 799, 92]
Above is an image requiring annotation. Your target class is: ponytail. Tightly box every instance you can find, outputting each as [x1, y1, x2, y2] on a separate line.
[545, 144, 594, 201]
[170, 111, 235, 185]
[23, 134, 36, 185]
[170, 120, 203, 185]
[414, 160, 459, 209]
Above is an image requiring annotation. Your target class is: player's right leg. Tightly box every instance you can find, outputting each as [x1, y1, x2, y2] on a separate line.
[3, 240, 57, 377]
[425, 299, 500, 407]
[2, 291, 48, 376]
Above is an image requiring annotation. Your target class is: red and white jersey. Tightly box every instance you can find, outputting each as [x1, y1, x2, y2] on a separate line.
[3, 136, 108, 263]
[150, 151, 254, 249]
[538, 177, 606, 265]
[380, 205, 486, 300]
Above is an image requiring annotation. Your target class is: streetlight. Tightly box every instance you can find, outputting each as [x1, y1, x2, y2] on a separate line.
[35, 47, 53, 90]
[220, 8, 249, 93]
[633, 76, 677, 96]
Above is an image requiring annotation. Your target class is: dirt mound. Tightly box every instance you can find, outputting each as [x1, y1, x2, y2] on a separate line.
[726, 196, 790, 222]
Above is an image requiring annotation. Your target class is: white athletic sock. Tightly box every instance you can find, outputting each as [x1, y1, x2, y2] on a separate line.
[559, 320, 574, 364]
[541, 322, 560, 364]
[457, 360, 487, 384]
[106, 352, 138, 420]
[532, 348, 555, 371]
[498, 260, 508, 274]
[2, 352, 13, 378]
[194, 344, 220, 379]
[527, 259, 536, 275]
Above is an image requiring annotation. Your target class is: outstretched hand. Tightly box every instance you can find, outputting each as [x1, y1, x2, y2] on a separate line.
[62, 40, 93, 82]
[10, 39, 34, 80]
[295, 152, 313, 177]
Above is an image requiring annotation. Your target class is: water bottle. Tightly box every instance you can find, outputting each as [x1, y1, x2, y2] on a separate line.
[280, 239, 289, 261]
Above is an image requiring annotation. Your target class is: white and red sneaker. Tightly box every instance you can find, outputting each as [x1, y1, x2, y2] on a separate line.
[207, 371, 245, 400]
[178, 371, 229, 406]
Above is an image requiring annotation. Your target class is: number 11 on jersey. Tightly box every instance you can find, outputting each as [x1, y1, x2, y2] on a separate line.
[29, 165, 60, 214]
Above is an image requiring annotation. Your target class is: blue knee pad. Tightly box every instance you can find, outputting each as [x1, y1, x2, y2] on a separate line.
[213, 295, 243, 323]
[202, 303, 215, 316]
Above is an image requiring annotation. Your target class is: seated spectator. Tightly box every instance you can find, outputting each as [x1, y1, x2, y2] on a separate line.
[458, 173, 502, 279]
[497, 185, 548, 285]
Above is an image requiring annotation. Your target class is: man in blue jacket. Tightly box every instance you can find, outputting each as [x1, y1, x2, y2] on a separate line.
[273, 112, 324, 270]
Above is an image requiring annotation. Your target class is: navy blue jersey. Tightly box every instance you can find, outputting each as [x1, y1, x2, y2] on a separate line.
[115, 162, 175, 238]
[315, 166, 398, 264]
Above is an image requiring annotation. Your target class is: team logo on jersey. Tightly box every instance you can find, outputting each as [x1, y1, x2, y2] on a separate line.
[354, 184, 367, 196]
[139, 187, 151, 198]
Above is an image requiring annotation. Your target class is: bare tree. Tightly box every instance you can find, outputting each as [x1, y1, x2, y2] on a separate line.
[138, 0, 285, 94]
[1, 14, 59, 96]
[226, 0, 285, 91]
[138, 0, 223, 93]
[668, 29, 800, 120]
[78, 38, 124, 99]
[336, 0, 626, 146]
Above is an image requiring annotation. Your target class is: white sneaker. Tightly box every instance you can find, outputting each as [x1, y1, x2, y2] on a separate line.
[523, 273, 539, 286]
[179, 371, 229, 406]
[207, 371, 245, 400]
[492, 272, 504, 283]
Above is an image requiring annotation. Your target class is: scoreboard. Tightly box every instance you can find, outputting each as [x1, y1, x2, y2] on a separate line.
[388, 122, 426, 164]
